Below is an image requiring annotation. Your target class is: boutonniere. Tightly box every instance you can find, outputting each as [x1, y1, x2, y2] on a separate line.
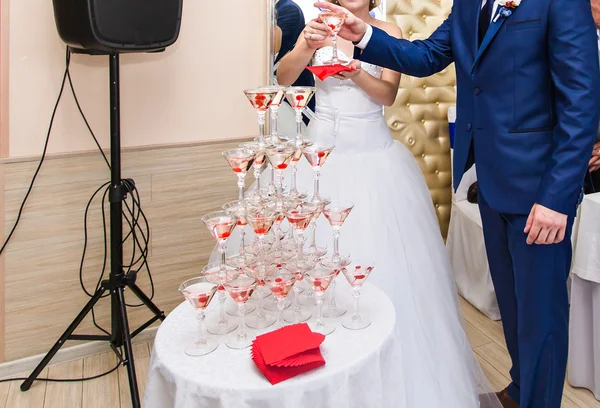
[493, 0, 521, 22]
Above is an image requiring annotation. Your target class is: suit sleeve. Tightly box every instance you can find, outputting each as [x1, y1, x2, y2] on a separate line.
[535, 0, 600, 215]
[356, 14, 454, 77]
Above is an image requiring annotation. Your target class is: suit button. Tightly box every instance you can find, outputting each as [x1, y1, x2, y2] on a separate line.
[467, 123, 472, 131]
[473, 88, 480, 95]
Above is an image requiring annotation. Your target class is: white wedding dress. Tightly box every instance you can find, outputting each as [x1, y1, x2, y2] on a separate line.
[213, 47, 501, 407]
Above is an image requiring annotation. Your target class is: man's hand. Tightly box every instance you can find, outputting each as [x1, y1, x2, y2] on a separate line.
[589, 141, 600, 172]
[524, 203, 568, 245]
[314, 2, 368, 43]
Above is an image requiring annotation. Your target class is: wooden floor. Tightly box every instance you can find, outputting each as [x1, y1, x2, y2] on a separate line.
[0, 298, 598, 407]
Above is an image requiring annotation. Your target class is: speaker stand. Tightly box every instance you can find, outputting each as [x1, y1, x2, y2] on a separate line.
[20, 53, 165, 408]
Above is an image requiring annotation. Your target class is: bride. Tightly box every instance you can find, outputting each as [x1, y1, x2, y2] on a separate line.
[274, 1, 502, 407]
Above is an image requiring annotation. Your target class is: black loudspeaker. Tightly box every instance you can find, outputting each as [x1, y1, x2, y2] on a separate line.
[52, 0, 183, 54]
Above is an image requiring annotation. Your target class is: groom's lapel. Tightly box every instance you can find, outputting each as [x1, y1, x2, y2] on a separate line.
[471, 6, 509, 73]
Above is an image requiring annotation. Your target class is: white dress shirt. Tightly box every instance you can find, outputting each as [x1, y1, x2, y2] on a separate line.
[356, 0, 499, 49]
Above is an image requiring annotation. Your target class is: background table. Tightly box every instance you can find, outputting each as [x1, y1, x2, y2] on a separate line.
[144, 282, 402, 408]
[569, 192, 600, 400]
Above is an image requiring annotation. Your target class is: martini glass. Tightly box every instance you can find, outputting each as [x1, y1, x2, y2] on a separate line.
[285, 205, 317, 273]
[285, 86, 315, 146]
[239, 141, 268, 202]
[321, 200, 354, 268]
[178, 277, 219, 356]
[201, 210, 238, 273]
[266, 271, 297, 328]
[224, 275, 258, 349]
[283, 262, 313, 323]
[322, 265, 346, 318]
[319, 10, 347, 65]
[222, 148, 255, 201]
[305, 266, 338, 335]
[203, 262, 240, 335]
[264, 86, 286, 144]
[265, 144, 296, 202]
[289, 140, 313, 198]
[222, 200, 257, 268]
[341, 259, 375, 330]
[268, 201, 295, 263]
[246, 208, 277, 269]
[303, 144, 334, 201]
[245, 263, 278, 329]
[243, 88, 277, 145]
[304, 196, 330, 259]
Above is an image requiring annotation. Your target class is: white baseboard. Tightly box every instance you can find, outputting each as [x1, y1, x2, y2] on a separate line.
[0, 327, 157, 379]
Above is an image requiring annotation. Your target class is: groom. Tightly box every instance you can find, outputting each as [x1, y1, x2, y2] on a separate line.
[313, 0, 600, 407]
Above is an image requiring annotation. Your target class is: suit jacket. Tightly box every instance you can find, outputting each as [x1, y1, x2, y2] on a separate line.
[356, 0, 600, 216]
[275, 0, 315, 117]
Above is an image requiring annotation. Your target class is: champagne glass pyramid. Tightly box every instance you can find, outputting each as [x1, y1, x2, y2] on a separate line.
[243, 88, 278, 145]
[222, 200, 257, 268]
[266, 272, 297, 328]
[224, 275, 258, 349]
[179, 277, 219, 356]
[341, 259, 375, 330]
[285, 86, 315, 146]
[321, 200, 354, 268]
[319, 10, 347, 65]
[305, 266, 338, 335]
[303, 144, 334, 201]
[202, 262, 240, 335]
[222, 148, 255, 202]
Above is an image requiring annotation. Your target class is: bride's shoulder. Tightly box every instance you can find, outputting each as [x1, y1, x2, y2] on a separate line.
[372, 20, 403, 39]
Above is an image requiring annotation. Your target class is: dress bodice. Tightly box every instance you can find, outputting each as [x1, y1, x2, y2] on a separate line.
[312, 47, 384, 115]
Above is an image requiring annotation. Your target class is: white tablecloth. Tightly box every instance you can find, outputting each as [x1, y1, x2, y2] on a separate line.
[144, 283, 402, 408]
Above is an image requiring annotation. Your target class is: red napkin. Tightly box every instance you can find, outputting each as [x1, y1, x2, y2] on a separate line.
[307, 64, 355, 81]
[251, 323, 326, 385]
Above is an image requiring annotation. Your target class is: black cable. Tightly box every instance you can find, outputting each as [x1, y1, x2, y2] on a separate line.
[0, 361, 121, 384]
[0, 47, 71, 256]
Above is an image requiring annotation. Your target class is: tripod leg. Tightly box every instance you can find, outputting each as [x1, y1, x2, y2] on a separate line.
[21, 287, 107, 391]
[127, 283, 165, 321]
[115, 286, 141, 408]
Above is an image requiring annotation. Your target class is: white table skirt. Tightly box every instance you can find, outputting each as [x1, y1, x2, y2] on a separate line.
[144, 283, 403, 408]
[568, 275, 600, 400]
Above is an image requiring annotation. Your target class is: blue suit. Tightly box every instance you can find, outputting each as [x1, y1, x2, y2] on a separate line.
[355, 0, 600, 406]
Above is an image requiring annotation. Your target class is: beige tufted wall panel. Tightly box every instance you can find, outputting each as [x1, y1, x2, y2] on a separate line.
[385, 0, 455, 238]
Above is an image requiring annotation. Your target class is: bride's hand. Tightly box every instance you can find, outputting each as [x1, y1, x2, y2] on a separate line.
[304, 19, 330, 49]
[333, 60, 362, 80]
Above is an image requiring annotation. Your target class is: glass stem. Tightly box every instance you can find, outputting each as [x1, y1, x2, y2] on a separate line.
[254, 165, 261, 193]
[258, 111, 266, 144]
[291, 162, 298, 193]
[239, 226, 246, 257]
[332, 34, 339, 64]
[237, 174, 245, 201]
[295, 110, 303, 144]
[258, 236, 266, 265]
[316, 293, 324, 326]
[219, 289, 226, 324]
[218, 241, 227, 272]
[256, 285, 265, 319]
[293, 283, 301, 313]
[313, 167, 321, 199]
[196, 310, 207, 345]
[238, 304, 247, 339]
[297, 230, 304, 262]
[270, 165, 275, 191]
[276, 169, 284, 196]
[333, 227, 340, 258]
[272, 223, 281, 251]
[328, 280, 337, 309]
[277, 298, 285, 327]
[309, 221, 317, 249]
[353, 287, 361, 321]
[271, 106, 279, 139]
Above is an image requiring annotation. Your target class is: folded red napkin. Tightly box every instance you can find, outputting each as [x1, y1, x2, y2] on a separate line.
[307, 64, 355, 81]
[251, 323, 326, 385]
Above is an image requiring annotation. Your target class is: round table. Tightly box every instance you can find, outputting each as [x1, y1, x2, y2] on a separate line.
[144, 282, 402, 408]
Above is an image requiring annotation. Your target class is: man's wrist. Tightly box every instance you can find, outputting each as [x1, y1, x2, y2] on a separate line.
[354, 25, 373, 50]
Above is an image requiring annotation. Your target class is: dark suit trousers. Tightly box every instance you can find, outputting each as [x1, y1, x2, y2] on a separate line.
[478, 191, 573, 408]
